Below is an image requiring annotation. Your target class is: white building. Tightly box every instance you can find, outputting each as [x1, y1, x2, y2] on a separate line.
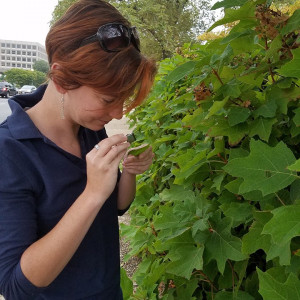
[0, 39, 48, 73]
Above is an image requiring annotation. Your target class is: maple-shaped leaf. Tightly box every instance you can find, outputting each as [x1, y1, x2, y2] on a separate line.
[242, 211, 272, 255]
[257, 269, 300, 299]
[249, 118, 277, 142]
[224, 139, 297, 196]
[262, 205, 300, 245]
[278, 48, 300, 79]
[205, 216, 247, 274]
[242, 212, 291, 265]
[166, 245, 204, 279]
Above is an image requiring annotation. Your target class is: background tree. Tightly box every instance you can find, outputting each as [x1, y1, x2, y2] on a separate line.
[33, 60, 50, 74]
[4, 68, 47, 88]
[51, 0, 216, 60]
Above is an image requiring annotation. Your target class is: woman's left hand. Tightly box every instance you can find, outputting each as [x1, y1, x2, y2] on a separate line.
[122, 146, 154, 175]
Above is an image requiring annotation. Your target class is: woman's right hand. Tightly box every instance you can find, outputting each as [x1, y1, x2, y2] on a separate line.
[85, 134, 129, 202]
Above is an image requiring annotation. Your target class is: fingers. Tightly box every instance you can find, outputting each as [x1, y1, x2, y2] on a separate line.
[122, 147, 154, 174]
[94, 134, 127, 152]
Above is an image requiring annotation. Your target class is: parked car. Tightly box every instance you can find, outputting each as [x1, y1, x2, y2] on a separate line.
[0, 82, 18, 98]
[18, 85, 37, 95]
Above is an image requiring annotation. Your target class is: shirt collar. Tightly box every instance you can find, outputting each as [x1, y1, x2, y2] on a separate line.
[7, 85, 47, 140]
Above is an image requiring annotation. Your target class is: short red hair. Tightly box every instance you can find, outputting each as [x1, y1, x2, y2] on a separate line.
[46, 0, 157, 111]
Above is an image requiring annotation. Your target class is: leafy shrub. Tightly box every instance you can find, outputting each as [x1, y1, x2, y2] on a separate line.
[121, 0, 300, 299]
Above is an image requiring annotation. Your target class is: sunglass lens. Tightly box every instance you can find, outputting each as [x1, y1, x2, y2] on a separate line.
[131, 27, 140, 51]
[101, 25, 130, 51]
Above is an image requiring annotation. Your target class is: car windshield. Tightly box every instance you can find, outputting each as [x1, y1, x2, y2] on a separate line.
[21, 85, 33, 89]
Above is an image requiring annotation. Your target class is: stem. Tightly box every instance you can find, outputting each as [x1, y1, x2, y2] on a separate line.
[275, 193, 286, 206]
[212, 68, 224, 85]
[227, 260, 238, 290]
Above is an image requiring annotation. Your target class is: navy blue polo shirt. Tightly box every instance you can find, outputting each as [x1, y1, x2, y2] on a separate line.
[0, 86, 124, 299]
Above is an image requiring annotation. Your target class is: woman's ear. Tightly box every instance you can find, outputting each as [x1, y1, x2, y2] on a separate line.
[51, 63, 67, 94]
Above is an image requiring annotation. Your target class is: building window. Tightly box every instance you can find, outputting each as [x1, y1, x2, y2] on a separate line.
[22, 51, 26, 55]
[17, 50, 21, 55]
[1, 49, 4, 54]
[12, 44, 16, 48]
[6, 50, 10, 54]
[22, 44, 26, 49]
[12, 57, 16, 61]
[22, 57, 26, 61]
[17, 57, 21, 61]
[6, 57, 10, 60]
[27, 51, 31, 56]
[32, 52, 36, 56]
[12, 63, 16, 67]
[1, 56, 5, 60]
[1, 62, 5, 66]
[22, 64, 26, 68]
[32, 45, 36, 50]
[17, 44, 21, 48]
[17, 63, 21, 67]
[6, 62, 11, 66]
[27, 64, 32, 69]
[27, 58, 31, 62]
[1, 43, 5, 47]
[12, 50, 16, 55]
[6, 43, 10, 47]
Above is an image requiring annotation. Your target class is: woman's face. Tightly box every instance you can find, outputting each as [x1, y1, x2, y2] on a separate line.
[64, 85, 124, 130]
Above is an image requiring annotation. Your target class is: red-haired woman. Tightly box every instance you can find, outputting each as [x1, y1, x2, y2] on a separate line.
[0, 0, 156, 299]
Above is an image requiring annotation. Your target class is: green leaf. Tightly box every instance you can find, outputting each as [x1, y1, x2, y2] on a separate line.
[278, 48, 300, 79]
[224, 139, 297, 196]
[257, 269, 300, 299]
[281, 9, 300, 35]
[127, 144, 150, 156]
[242, 211, 272, 255]
[214, 290, 255, 300]
[253, 98, 277, 119]
[293, 107, 300, 127]
[166, 245, 204, 279]
[205, 216, 247, 274]
[205, 97, 229, 119]
[120, 267, 133, 300]
[262, 205, 300, 245]
[159, 184, 196, 203]
[207, 118, 248, 146]
[166, 61, 196, 83]
[219, 79, 242, 98]
[249, 118, 277, 142]
[221, 29, 254, 45]
[228, 107, 251, 126]
[208, 2, 255, 32]
[288, 159, 300, 172]
[211, 0, 248, 10]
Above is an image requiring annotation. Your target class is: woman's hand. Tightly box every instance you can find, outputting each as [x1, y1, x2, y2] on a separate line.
[85, 134, 130, 201]
[122, 146, 154, 175]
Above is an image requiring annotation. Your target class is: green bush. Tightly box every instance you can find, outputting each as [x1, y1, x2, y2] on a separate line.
[121, 0, 300, 299]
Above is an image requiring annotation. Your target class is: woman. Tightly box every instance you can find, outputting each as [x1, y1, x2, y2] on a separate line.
[0, 0, 156, 299]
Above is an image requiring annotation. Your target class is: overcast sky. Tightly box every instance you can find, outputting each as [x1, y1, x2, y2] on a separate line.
[0, 0, 59, 46]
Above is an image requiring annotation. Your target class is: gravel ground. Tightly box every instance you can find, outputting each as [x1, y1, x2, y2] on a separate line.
[119, 212, 141, 279]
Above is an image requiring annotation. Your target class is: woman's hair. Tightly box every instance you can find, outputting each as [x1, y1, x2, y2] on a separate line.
[46, 0, 157, 111]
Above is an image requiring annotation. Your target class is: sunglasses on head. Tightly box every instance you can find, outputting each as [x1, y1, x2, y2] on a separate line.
[79, 23, 140, 52]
